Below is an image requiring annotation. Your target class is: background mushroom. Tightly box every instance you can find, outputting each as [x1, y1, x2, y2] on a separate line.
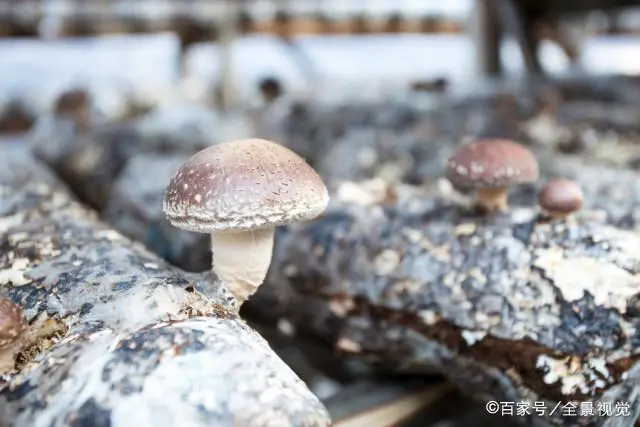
[538, 178, 584, 220]
[163, 138, 329, 306]
[0, 298, 25, 374]
[445, 139, 539, 212]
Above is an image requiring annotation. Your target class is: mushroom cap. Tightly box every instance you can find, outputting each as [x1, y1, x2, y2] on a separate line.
[163, 138, 329, 233]
[0, 299, 24, 348]
[538, 178, 584, 214]
[446, 139, 539, 190]
[55, 88, 89, 115]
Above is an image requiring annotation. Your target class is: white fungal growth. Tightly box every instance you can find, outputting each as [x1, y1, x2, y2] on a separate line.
[461, 330, 486, 346]
[336, 337, 361, 353]
[417, 310, 440, 325]
[373, 249, 401, 276]
[536, 355, 613, 395]
[336, 178, 388, 206]
[533, 248, 640, 313]
[12, 258, 30, 270]
[95, 230, 125, 241]
[0, 269, 31, 286]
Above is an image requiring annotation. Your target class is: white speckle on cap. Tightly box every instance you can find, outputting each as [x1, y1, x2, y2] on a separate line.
[456, 165, 468, 176]
[470, 162, 484, 174]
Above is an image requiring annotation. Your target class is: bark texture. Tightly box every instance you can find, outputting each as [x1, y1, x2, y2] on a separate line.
[263, 181, 640, 427]
[0, 143, 331, 427]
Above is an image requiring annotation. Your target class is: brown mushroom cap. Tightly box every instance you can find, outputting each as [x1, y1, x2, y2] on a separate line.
[0, 299, 24, 348]
[163, 138, 329, 233]
[446, 139, 539, 189]
[54, 88, 89, 117]
[538, 178, 584, 214]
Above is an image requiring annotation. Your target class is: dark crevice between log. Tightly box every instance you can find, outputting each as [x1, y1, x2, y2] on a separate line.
[321, 295, 640, 403]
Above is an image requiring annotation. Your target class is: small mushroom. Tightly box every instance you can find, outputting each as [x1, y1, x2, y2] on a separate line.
[54, 87, 92, 131]
[0, 298, 25, 374]
[163, 138, 329, 306]
[538, 178, 584, 220]
[445, 139, 539, 213]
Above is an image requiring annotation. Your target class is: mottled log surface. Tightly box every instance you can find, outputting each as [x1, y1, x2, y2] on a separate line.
[103, 152, 211, 272]
[26, 76, 640, 212]
[98, 136, 639, 280]
[261, 181, 640, 426]
[0, 143, 331, 427]
[28, 104, 254, 212]
[62, 77, 633, 278]
[17, 75, 640, 427]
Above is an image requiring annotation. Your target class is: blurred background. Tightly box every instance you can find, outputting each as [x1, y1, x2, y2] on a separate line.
[2, 1, 640, 426]
[1, 0, 640, 121]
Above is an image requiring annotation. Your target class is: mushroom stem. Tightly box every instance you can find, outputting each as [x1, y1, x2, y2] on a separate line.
[475, 188, 508, 212]
[0, 347, 15, 374]
[210, 228, 275, 305]
[546, 210, 572, 221]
